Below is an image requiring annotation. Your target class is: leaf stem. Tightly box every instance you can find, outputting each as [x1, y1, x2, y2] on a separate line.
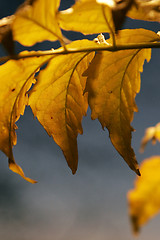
[0, 41, 160, 63]
[102, 5, 116, 47]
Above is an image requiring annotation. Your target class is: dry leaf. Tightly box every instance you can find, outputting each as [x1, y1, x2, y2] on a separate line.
[0, 0, 160, 182]
[0, 51, 51, 182]
[29, 40, 95, 174]
[84, 29, 160, 175]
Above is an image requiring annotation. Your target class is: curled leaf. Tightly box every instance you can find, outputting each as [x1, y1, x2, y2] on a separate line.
[9, 161, 37, 184]
[0, 51, 51, 182]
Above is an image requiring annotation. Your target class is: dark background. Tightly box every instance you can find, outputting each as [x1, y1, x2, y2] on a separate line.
[0, 1, 160, 239]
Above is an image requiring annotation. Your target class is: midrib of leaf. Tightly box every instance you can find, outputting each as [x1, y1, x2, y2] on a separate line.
[17, 15, 64, 45]
[8, 56, 54, 164]
[119, 49, 141, 137]
[64, 52, 91, 147]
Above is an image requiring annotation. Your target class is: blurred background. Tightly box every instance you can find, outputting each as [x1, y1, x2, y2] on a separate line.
[0, 1, 160, 239]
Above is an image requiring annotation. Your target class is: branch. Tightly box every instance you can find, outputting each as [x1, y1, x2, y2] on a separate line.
[0, 41, 160, 63]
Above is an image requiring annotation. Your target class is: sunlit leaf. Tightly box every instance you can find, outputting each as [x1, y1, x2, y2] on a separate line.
[140, 122, 160, 153]
[128, 156, 160, 233]
[0, 51, 51, 182]
[128, 0, 160, 22]
[0, 0, 160, 184]
[29, 40, 94, 174]
[84, 29, 160, 175]
[58, 0, 114, 35]
[12, 0, 63, 46]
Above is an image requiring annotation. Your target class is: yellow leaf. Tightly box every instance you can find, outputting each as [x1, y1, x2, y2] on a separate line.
[0, 51, 51, 182]
[57, 0, 114, 35]
[12, 0, 62, 46]
[128, 0, 160, 22]
[9, 162, 37, 184]
[29, 40, 95, 174]
[84, 29, 159, 175]
[140, 122, 160, 153]
[128, 156, 160, 233]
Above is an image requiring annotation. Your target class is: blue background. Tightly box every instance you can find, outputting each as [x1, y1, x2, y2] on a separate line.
[0, 1, 160, 239]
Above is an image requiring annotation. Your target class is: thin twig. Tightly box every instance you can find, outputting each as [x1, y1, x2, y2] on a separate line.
[0, 41, 160, 64]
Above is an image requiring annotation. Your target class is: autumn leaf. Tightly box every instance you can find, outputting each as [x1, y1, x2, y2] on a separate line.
[128, 0, 160, 22]
[128, 156, 160, 233]
[140, 122, 160, 153]
[84, 29, 160, 175]
[0, 0, 160, 183]
[0, 51, 52, 183]
[11, 0, 63, 46]
[58, 0, 114, 35]
[29, 40, 94, 174]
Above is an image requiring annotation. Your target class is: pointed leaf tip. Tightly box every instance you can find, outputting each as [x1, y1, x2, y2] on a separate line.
[136, 169, 141, 176]
[72, 168, 77, 175]
[9, 160, 37, 184]
[130, 215, 140, 235]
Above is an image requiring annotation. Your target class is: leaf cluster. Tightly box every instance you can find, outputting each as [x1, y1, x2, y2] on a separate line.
[0, 0, 160, 234]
